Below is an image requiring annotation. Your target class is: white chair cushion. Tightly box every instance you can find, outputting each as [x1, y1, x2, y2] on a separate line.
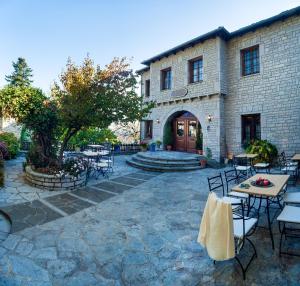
[233, 216, 257, 238]
[228, 191, 249, 199]
[277, 205, 300, 223]
[287, 162, 298, 166]
[282, 166, 297, 172]
[283, 192, 300, 204]
[222, 196, 243, 210]
[100, 159, 113, 163]
[236, 166, 251, 171]
[254, 163, 269, 168]
[93, 162, 109, 168]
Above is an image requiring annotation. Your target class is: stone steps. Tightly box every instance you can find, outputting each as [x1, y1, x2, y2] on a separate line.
[126, 151, 203, 172]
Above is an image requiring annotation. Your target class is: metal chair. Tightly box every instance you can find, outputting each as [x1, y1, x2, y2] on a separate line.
[277, 205, 300, 257]
[278, 154, 298, 185]
[207, 174, 243, 208]
[233, 156, 253, 181]
[232, 201, 258, 280]
[213, 199, 257, 280]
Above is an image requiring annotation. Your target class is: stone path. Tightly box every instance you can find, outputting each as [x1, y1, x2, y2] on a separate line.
[1, 156, 300, 285]
[1, 171, 160, 234]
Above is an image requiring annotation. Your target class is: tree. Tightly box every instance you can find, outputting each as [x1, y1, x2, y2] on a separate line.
[52, 56, 153, 162]
[0, 86, 58, 167]
[5, 58, 33, 87]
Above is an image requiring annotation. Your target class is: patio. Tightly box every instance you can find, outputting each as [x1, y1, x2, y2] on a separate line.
[0, 155, 300, 285]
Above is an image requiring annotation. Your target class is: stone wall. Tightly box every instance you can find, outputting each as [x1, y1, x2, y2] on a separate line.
[25, 166, 87, 191]
[225, 15, 300, 156]
[140, 14, 300, 161]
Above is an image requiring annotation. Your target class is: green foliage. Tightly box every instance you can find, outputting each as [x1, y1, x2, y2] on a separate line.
[52, 56, 153, 161]
[67, 128, 118, 148]
[206, 147, 212, 159]
[195, 127, 203, 150]
[0, 132, 19, 159]
[163, 124, 173, 146]
[5, 58, 33, 87]
[0, 86, 59, 167]
[246, 140, 278, 164]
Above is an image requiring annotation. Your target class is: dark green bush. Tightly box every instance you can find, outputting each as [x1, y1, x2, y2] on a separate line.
[0, 132, 19, 159]
[163, 124, 173, 146]
[246, 140, 278, 164]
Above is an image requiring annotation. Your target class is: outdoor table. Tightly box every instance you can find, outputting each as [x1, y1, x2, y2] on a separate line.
[291, 154, 300, 161]
[235, 153, 258, 159]
[232, 174, 290, 249]
[87, 144, 104, 149]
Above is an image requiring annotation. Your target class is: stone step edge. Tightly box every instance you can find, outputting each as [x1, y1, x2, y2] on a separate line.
[126, 160, 203, 172]
[132, 156, 200, 167]
[136, 153, 203, 162]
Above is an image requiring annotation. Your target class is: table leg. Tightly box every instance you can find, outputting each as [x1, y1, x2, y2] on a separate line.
[266, 197, 275, 250]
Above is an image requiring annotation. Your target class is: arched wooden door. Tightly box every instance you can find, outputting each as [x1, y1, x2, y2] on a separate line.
[173, 112, 199, 153]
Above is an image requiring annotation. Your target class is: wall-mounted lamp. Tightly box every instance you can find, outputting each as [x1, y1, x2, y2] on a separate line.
[156, 118, 160, 124]
[207, 114, 213, 123]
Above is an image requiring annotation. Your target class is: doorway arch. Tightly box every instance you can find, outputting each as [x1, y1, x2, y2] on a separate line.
[163, 110, 202, 153]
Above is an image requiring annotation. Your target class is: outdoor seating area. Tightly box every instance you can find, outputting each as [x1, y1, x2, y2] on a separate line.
[64, 143, 114, 179]
[204, 151, 300, 279]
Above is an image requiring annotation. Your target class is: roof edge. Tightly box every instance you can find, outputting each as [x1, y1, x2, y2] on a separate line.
[140, 6, 300, 67]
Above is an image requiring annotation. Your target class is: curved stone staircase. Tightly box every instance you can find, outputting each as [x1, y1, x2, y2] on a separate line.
[126, 151, 204, 172]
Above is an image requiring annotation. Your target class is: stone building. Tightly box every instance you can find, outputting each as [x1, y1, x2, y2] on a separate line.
[138, 6, 300, 162]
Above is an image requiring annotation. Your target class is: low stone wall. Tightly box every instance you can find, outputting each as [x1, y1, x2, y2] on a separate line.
[25, 165, 86, 191]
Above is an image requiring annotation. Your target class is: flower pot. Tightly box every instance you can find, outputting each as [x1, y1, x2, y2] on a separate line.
[200, 159, 207, 168]
[197, 149, 203, 155]
[166, 145, 172, 151]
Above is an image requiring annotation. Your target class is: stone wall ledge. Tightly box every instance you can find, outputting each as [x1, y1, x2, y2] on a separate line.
[25, 165, 86, 191]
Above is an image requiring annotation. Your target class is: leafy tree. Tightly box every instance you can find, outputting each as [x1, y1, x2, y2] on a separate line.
[0, 86, 58, 167]
[52, 56, 153, 161]
[67, 127, 119, 148]
[5, 58, 33, 87]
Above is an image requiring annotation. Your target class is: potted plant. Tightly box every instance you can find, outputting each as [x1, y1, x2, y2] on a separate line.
[195, 128, 203, 155]
[156, 139, 162, 150]
[163, 124, 173, 151]
[140, 141, 148, 152]
[200, 158, 207, 168]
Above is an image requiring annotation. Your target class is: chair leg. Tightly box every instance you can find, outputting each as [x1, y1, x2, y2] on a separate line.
[235, 256, 246, 280]
[279, 222, 285, 257]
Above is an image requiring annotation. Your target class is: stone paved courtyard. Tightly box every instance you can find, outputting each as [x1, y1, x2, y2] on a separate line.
[0, 155, 300, 285]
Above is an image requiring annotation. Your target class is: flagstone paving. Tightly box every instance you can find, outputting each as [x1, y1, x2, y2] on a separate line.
[0, 155, 300, 285]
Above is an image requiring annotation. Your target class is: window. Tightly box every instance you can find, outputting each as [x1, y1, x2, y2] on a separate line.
[176, 121, 184, 137]
[145, 80, 150, 97]
[161, 68, 172, 90]
[241, 114, 261, 144]
[144, 120, 153, 139]
[241, 45, 260, 76]
[189, 57, 203, 83]
[188, 120, 197, 137]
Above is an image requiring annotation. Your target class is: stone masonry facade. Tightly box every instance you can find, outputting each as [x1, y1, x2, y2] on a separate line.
[139, 8, 300, 162]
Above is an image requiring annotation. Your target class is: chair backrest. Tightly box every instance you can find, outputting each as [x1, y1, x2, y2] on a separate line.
[224, 169, 238, 193]
[233, 156, 249, 167]
[207, 173, 225, 197]
[232, 201, 246, 248]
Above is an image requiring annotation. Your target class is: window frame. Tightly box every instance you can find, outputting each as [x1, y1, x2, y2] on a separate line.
[240, 45, 260, 76]
[188, 56, 203, 84]
[145, 79, 150, 97]
[160, 67, 172, 90]
[241, 113, 261, 144]
[144, 120, 153, 139]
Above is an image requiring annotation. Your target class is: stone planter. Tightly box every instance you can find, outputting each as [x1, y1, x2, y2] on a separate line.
[25, 165, 87, 191]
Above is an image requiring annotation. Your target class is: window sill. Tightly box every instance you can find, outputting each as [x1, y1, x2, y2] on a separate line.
[188, 80, 203, 86]
[240, 72, 260, 79]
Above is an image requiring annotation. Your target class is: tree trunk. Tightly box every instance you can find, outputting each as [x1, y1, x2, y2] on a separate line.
[58, 128, 79, 165]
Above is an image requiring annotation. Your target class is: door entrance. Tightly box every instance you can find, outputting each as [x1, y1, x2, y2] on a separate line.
[173, 112, 199, 153]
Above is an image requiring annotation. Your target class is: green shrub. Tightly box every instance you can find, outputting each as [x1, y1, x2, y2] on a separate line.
[163, 124, 173, 146]
[0, 132, 19, 159]
[195, 127, 203, 150]
[246, 139, 278, 164]
[206, 147, 212, 159]
[67, 128, 118, 148]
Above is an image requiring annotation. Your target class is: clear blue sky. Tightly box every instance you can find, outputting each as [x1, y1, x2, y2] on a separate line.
[0, 0, 299, 92]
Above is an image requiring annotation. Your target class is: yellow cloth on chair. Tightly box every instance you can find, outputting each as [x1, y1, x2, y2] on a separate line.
[197, 192, 235, 261]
